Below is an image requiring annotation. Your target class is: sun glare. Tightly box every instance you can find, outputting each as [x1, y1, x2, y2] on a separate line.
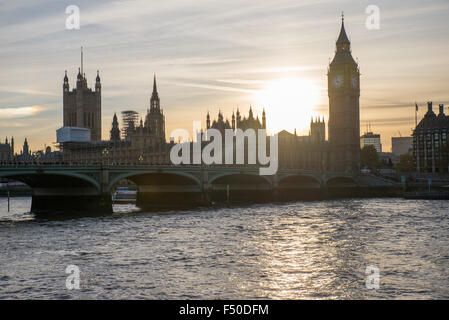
[253, 78, 320, 135]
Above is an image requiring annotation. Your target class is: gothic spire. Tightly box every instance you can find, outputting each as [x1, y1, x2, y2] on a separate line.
[110, 113, 121, 141]
[262, 108, 266, 128]
[153, 73, 157, 93]
[330, 13, 356, 66]
[336, 13, 350, 46]
[150, 74, 160, 110]
[206, 110, 211, 129]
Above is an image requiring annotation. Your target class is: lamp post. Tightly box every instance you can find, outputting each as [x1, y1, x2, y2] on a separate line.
[102, 148, 109, 166]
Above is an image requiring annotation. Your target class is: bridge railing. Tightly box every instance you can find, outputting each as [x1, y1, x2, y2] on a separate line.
[0, 162, 354, 178]
[0, 162, 263, 170]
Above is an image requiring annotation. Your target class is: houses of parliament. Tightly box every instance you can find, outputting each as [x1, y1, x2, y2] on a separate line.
[5, 17, 360, 173]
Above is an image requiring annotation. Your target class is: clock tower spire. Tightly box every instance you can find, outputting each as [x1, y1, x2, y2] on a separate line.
[328, 15, 360, 172]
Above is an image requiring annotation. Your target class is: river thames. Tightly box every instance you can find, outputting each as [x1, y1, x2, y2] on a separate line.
[0, 197, 448, 299]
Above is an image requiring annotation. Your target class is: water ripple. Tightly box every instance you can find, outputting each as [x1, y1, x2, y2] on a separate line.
[1, 197, 449, 299]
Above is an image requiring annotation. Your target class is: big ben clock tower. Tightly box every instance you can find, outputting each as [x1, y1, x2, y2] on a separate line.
[328, 15, 360, 172]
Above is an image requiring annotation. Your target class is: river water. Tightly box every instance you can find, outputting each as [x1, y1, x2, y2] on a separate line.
[0, 197, 448, 299]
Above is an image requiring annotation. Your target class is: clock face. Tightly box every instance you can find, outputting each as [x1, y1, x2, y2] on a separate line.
[351, 76, 358, 88]
[332, 75, 343, 88]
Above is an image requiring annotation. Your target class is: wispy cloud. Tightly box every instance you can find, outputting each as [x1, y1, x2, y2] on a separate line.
[0, 106, 47, 119]
[0, 0, 448, 152]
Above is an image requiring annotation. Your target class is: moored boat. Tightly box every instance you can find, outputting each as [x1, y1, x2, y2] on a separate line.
[112, 187, 137, 204]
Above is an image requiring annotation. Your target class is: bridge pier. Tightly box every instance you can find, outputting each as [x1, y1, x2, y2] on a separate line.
[272, 177, 279, 200]
[320, 181, 329, 199]
[31, 194, 112, 214]
[135, 185, 205, 210]
[201, 188, 212, 206]
[136, 192, 206, 209]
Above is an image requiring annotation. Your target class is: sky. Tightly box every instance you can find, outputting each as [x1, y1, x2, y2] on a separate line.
[1, 0, 449, 152]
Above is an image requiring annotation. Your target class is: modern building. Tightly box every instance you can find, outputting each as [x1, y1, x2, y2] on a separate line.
[413, 102, 449, 173]
[327, 15, 361, 172]
[360, 132, 382, 153]
[392, 137, 413, 157]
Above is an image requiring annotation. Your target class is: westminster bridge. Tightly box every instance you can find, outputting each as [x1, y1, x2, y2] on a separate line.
[0, 164, 396, 213]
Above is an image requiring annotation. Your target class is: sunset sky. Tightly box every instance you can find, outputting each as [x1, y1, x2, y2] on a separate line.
[1, 0, 449, 152]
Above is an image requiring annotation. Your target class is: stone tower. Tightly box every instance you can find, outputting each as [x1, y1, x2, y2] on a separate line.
[63, 48, 102, 141]
[310, 117, 325, 143]
[23, 138, 29, 155]
[145, 75, 166, 143]
[110, 113, 121, 142]
[328, 15, 360, 172]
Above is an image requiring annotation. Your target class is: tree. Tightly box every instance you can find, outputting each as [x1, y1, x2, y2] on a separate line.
[360, 145, 379, 171]
[395, 152, 414, 173]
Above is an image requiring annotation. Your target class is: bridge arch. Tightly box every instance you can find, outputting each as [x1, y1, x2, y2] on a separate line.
[278, 174, 321, 188]
[209, 172, 272, 187]
[108, 170, 202, 192]
[209, 173, 273, 202]
[0, 170, 101, 193]
[326, 176, 357, 187]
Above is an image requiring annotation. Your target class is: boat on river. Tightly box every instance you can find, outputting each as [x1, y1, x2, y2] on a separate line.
[112, 187, 137, 204]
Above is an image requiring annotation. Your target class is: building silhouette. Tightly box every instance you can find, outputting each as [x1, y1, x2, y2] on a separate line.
[413, 102, 449, 173]
[110, 113, 121, 142]
[199, 17, 359, 171]
[310, 117, 325, 144]
[59, 75, 170, 165]
[277, 16, 360, 172]
[235, 107, 266, 131]
[63, 48, 102, 141]
[0, 137, 14, 162]
[9, 17, 363, 170]
[277, 118, 326, 170]
[206, 106, 266, 134]
[328, 15, 360, 172]
[15, 138, 34, 162]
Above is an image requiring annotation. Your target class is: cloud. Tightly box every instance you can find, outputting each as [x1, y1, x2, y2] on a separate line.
[169, 81, 256, 94]
[0, 105, 47, 119]
[0, 87, 58, 97]
[1, 0, 449, 152]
